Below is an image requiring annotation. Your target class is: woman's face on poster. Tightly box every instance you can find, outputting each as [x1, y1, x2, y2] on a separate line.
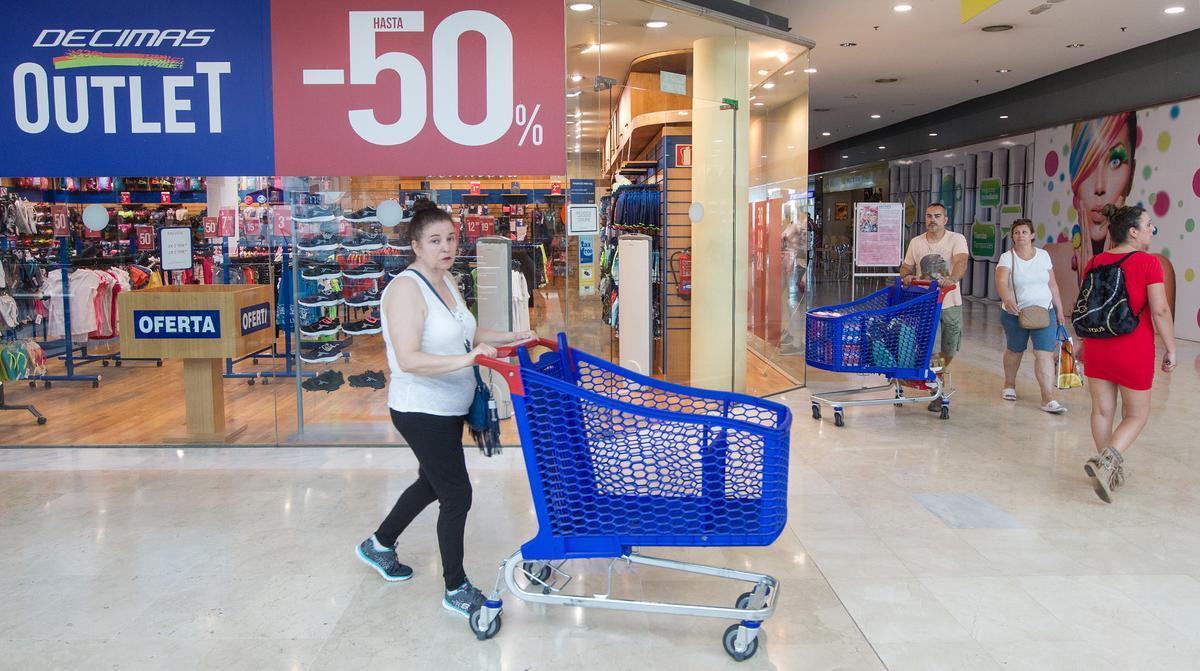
[1076, 121, 1134, 242]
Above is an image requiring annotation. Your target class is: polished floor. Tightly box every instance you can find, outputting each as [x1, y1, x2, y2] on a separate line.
[2, 299, 1198, 670]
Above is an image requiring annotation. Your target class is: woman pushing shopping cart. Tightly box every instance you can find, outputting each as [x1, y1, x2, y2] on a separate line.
[806, 279, 955, 426]
[470, 333, 792, 661]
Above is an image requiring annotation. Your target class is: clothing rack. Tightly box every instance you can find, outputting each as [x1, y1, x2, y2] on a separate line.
[0, 381, 46, 424]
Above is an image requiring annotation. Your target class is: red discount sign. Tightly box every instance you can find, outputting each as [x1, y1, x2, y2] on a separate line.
[272, 206, 293, 237]
[160, 191, 172, 204]
[202, 216, 220, 239]
[469, 181, 481, 195]
[51, 205, 69, 236]
[270, 1, 565, 175]
[217, 208, 237, 237]
[243, 214, 263, 238]
[135, 225, 155, 249]
[119, 191, 131, 205]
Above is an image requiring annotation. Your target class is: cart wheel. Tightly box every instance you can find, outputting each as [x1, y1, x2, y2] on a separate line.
[29, 381, 36, 389]
[940, 406, 950, 420]
[37, 417, 47, 425]
[722, 624, 759, 662]
[101, 360, 109, 367]
[248, 379, 256, 386]
[253, 358, 259, 365]
[469, 608, 502, 641]
[44, 381, 52, 389]
[156, 360, 163, 367]
[91, 381, 99, 389]
[894, 402, 904, 407]
[522, 561, 552, 585]
[811, 403, 821, 420]
[834, 411, 845, 427]
[115, 360, 122, 367]
[262, 379, 271, 385]
[735, 587, 772, 610]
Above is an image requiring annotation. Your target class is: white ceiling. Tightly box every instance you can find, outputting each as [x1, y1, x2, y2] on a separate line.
[748, 0, 1200, 149]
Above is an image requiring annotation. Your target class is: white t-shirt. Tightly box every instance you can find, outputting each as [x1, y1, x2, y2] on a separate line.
[902, 231, 969, 307]
[997, 247, 1054, 310]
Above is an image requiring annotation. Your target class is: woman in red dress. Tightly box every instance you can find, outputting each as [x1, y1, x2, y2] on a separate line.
[1079, 204, 1177, 503]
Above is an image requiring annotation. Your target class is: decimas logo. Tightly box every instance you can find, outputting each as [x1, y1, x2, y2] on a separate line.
[33, 28, 215, 49]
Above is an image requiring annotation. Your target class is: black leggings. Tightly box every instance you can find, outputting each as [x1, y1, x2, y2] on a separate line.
[375, 410, 472, 590]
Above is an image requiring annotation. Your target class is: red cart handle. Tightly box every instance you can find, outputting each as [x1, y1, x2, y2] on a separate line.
[475, 338, 558, 396]
[909, 278, 957, 297]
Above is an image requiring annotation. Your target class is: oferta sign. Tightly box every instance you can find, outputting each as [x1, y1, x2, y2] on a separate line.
[0, 3, 275, 176]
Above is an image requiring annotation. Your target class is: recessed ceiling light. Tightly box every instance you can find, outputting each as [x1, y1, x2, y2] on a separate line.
[870, 114, 881, 119]
[840, 42, 857, 47]
[645, 20, 669, 28]
[580, 43, 599, 54]
[568, 2, 594, 11]
[944, 153, 955, 158]
[678, 110, 689, 116]
[784, 70, 795, 76]
[566, 90, 581, 98]
[999, 114, 1009, 119]
[821, 131, 831, 136]
[981, 24, 1013, 32]
[841, 155, 849, 159]
[894, 4, 913, 11]
[749, 95, 757, 101]
[762, 82, 775, 89]
[787, 145, 795, 149]
[761, 155, 768, 158]
[928, 132, 938, 136]
[573, 111, 582, 118]
[753, 101, 765, 107]
[1065, 43, 1085, 48]
[804, 67, 818, 74]
[776, 52, 790, 63]
[1165, 6, 1185, 14]
[570, 74, 582, 82]
[878, 145, 886, 149]
[996, 68, 1011, 73]
[757, 69, 770, 76]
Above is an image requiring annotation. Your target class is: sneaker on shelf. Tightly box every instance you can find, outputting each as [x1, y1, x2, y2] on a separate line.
[343, 314, 382, 335]
[300, 341, 347, 364]
[348, 370, 387, 389]
[343, 207, 379, 223]
[294, 204, 342, 223]
[341, 229, 386, 252]
[346, 288, 383, 308]
[300, 262, 343, 281]
[354, 537, 412, 581]
[342, 261, 384, 280]
[386, 266, 409, 280]
[297, 231, 341, 252]
[442, 581, 485, 619]
[400, 207, 415, 223]
[297, 287, 343, 308]
[301, 369, 345, 391]
[300, 316, 340, 338]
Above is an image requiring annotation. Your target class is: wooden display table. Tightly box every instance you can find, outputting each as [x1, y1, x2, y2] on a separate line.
[118, 285, 274, 443]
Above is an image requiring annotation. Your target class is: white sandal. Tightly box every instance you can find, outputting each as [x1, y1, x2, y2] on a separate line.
[1041, 400, 1067, 414]
[1002, 388, 1017, 401]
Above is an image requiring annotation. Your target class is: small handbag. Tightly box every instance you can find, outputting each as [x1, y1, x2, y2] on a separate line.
[1055, 325, 1083, 389]
[1010, 250, 1051, 329]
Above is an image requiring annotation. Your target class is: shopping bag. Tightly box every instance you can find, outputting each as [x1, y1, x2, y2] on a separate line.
[1056, 325, 1083, 390]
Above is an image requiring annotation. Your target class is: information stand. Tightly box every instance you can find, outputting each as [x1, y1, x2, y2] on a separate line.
[618, 234, 653, 375]
[852, 202, 904, 297]
[118, 285, 274, 443]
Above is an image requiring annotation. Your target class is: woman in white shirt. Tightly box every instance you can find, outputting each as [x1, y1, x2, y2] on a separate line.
[995, 219, 1068, 414]
[354, 200, 534, 619]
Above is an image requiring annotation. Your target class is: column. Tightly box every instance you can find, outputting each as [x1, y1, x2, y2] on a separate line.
[690, 36, 749, 392]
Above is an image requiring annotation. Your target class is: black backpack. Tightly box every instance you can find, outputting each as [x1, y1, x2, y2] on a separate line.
[1071, 251, 1142, 338]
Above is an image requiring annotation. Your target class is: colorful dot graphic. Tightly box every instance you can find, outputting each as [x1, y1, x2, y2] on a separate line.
[1193, 168, 1200, 198]
[1158, 131, 1172, 152]
[1171, 104, 1181, 119]
[1044, 151, 1059, 177]
[1051, 201, 1061, 216]
[1186, 268, 1195, 283]
[1143, 166, 1153, 180]
[1187, 218, 1196, 233]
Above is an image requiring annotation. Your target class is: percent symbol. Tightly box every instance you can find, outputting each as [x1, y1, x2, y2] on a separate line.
[514, 103, 543, 147]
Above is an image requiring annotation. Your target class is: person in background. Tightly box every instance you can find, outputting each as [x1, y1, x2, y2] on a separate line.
[1078, 204, 1176, 504]
[355, 200, 535, 618]
[995, 218, 1068, 414]
[900, 202, 969, 412]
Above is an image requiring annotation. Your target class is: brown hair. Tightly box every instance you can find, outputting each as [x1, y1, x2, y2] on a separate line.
[1011, 218, 1035, 235]
[408, 198, 453, 242]
[1101, 204, 1145, 244]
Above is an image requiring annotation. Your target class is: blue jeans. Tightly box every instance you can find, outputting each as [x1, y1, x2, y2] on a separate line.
[1000, 308, 1058, 353]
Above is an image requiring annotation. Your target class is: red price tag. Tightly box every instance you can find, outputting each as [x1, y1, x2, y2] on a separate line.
[272, 206, 293, 237]
[119, 191, 131, 204]
[160, 191, 172, 204]
[51, 205, 69, 236]
[469, 181, 482, 195]
[243, 215, 263, 237]
[550, 181, 562, 195]
[217, 208, 236, 237]
[202, 216, 219, 239]
[135, 225, 155, 249]
[480, 216, 495, 236]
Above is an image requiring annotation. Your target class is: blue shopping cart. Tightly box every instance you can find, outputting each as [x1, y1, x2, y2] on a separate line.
[806, 279, 955, 426]
[473, 333, 792, 661]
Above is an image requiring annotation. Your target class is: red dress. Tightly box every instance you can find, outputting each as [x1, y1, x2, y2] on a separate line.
[1080, 251, 1164, 390]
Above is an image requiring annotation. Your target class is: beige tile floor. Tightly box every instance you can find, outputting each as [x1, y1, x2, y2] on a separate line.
[2, 299, 1199, 670]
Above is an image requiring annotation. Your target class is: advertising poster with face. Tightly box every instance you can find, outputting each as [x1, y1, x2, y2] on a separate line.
[1032, 100, 1199, 340]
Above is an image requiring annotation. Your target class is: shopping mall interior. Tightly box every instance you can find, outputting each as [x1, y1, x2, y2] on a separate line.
[2, 0, 1200, 668]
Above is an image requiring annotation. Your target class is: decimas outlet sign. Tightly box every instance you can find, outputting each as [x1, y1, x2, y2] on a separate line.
[270, 0, 565, 175]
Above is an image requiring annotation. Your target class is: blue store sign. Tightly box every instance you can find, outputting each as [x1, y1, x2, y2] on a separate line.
[239, 302, 271, 336]
[0, 2, 274, 176]
[569, 178, 596, 205]
[133, 310, 222, 339]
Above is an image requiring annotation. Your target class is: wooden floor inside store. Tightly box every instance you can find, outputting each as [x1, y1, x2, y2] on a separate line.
[0, 285, 798, 446]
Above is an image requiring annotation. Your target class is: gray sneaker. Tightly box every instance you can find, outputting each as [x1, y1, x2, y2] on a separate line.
[1085, 447, 1124, 503]
[355, 537, 413, 582]
[442, 581, 485, 618]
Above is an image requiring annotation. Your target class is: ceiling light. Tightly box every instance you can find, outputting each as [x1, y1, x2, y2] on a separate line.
[870, 114, 881, 119]
[928, 132, 938, 136]
[762, 82, 775, 89]
[803, 67, 817, 74]
[570, 73, 582, 82]
[787, 145, 795, 149]
[996, 68, 1011, 73]
[757, 69, 769, 76]
[1165, 6, 1185, 14]
[784, 70, 795, 76]
[841, 155, 849, 159]
[894, 4, 912, 11]
[944, 153, 955, 158]
[776, 52, 789, 63]
[573, 111, 582, 118]
[761, 155, 768, 159]
[568, 2, 594, 11]
[999, 114, 1009, 119]
[840, 42, 857, 47]
[753, 101, 764, 107]
[981, 24, 1013, 32]
[1065, 43, 1084, 48]
[749, 95, 757, 101]
[678, 110, 689, 116]
[645, 20, 669, 28]
[821, 131, 831, 136]
[580, 43, 599, 54]
[566, 90, 581, 97]
[878, 145, 886, 149]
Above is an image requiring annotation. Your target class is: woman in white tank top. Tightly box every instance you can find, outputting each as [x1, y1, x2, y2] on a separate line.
[354, 200, 534, 619]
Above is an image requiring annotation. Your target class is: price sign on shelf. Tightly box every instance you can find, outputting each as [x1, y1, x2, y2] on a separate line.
[202, 217, 220, 239]
[51, 205, 69, 236]
[160, 191, 172, 204]
[271, 1, 565, 175]
[469, 181, 482, 195]
[271, 206, 293, 237]
[119, 191, 131, 205]
[243, 215, 263, 238]
[135, 225, 155, 250]
[217, 208, 237, 237]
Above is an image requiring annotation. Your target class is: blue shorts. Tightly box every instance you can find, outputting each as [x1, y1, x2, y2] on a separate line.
[1000, 308, 1058, 353]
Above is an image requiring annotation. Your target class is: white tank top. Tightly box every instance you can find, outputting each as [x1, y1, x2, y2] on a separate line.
[381, 269, 477, 416]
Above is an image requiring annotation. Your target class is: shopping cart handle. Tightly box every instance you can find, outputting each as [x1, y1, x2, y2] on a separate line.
[910, 279, 957, 292]
[474, 338, 556, 396]
[492, 337, 558, 359]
